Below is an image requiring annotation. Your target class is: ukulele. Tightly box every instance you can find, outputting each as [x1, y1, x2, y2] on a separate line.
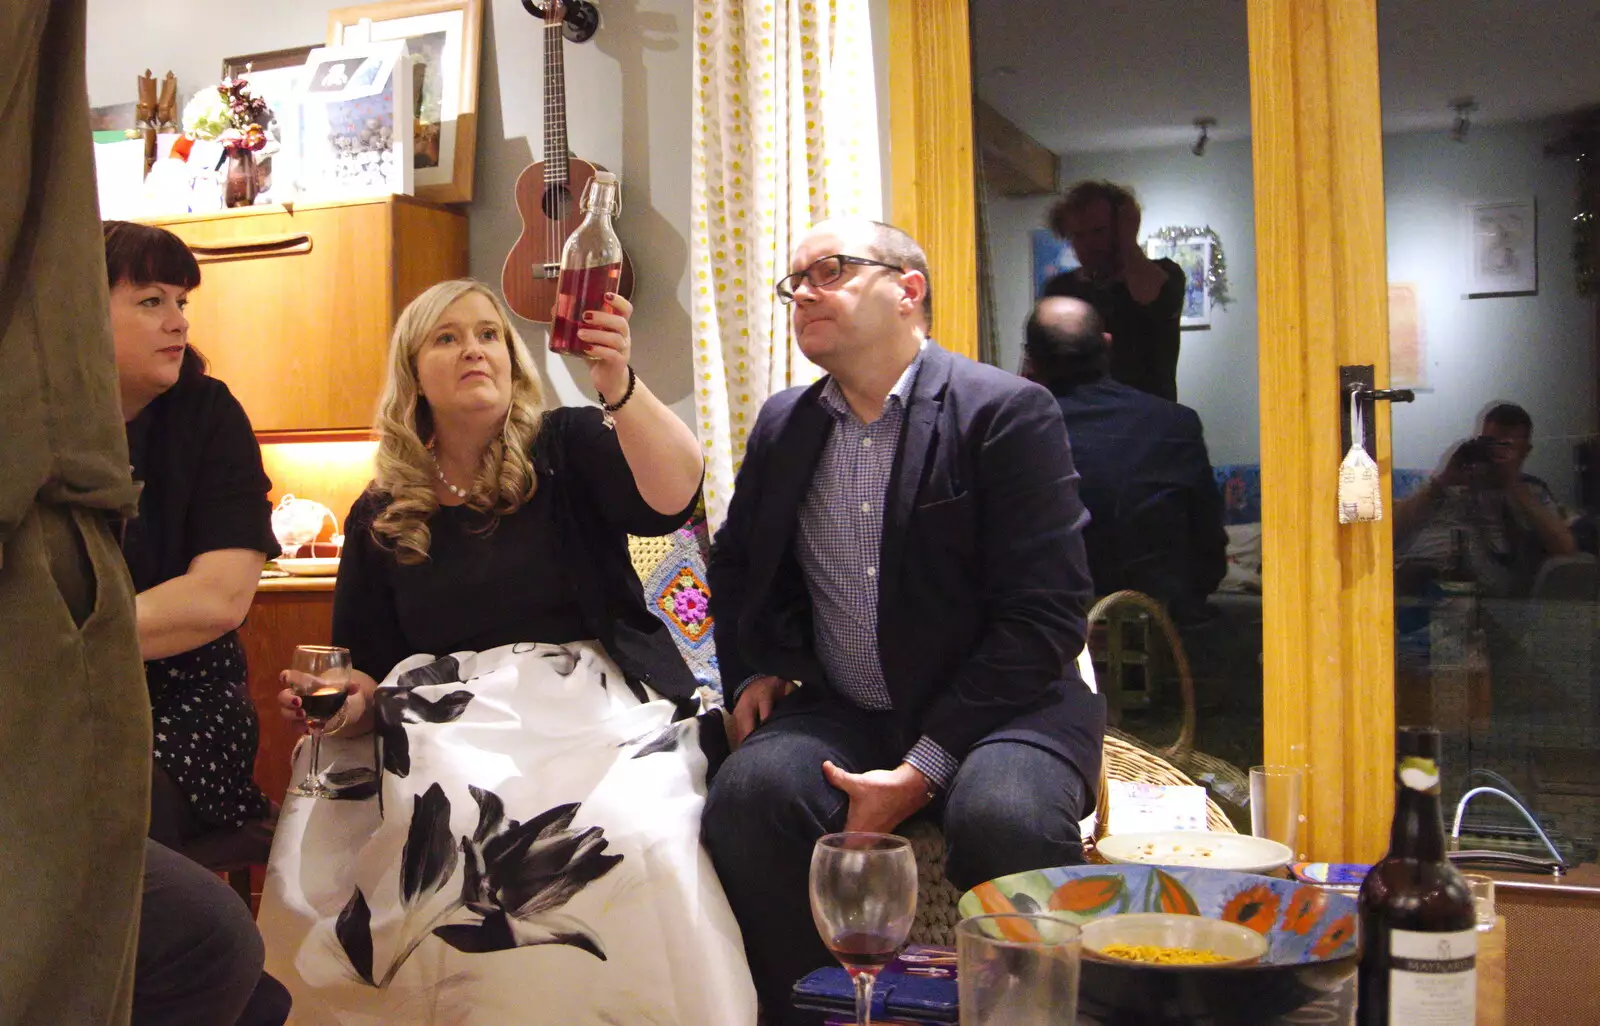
[501, 0, 634, 323]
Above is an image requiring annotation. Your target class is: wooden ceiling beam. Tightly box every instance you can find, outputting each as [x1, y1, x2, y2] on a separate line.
[976, 99, 1059, 197]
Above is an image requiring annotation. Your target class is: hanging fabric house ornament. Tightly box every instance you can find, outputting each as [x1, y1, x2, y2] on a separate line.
[1338, 388, 1383, 524]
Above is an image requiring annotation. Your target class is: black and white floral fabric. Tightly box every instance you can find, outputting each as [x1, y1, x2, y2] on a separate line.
[258, 641, 755, 1024]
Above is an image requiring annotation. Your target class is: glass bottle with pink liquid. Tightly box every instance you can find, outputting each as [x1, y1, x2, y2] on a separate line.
[550, 171, 623, 354]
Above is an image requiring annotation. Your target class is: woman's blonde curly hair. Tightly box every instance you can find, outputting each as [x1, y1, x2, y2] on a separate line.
[369, 279, 548, 564]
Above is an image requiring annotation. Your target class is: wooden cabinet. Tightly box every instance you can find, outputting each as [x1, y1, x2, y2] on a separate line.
[238, 580, 335, 806]
[145, 195, 468, 434]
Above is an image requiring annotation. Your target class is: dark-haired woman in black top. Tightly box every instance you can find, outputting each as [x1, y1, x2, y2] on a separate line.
[104, 220, 279, 844]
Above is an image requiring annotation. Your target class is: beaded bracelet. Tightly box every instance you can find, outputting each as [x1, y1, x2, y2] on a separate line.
[599, 365, 637, 430]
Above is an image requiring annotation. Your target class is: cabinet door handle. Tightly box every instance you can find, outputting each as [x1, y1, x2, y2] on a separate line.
[189, 233, 313, 263]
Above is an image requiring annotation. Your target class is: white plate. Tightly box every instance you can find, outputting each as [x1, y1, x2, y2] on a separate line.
[276, 557, 341, 577]
[1096, 830, 1294, 874]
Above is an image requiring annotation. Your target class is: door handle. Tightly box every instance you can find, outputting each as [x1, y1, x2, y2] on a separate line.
[1340, 363, 1416, 454]
[188, 233, 313, 263]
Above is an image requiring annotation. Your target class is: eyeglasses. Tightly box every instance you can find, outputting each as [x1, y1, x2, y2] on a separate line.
[775, 254, 904, 303]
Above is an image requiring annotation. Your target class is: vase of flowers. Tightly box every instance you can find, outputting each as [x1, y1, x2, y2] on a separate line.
[183, 75, 273, 208]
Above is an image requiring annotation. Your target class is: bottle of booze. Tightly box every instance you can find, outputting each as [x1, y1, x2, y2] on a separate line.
[1357, 726, 1477, 1026]
[550, 171, 623, 354]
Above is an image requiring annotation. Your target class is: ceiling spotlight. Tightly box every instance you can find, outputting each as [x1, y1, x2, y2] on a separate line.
[1449, 97, 1478, 142]
[1192, 117, 1217, 157]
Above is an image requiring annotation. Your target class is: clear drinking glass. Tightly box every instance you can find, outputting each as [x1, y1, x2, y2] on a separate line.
[1250, 764, 1306, 858]
[956, 913, 1082, 1025]
[1463, 873, 1496, 930]
[288, 644, 352, 798]
[809, 832, 919, 1026]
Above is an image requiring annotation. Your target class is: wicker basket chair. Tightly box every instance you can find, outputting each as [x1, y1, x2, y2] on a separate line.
[1087, 589, 1251, 827]
[905, 643, 1239, 947]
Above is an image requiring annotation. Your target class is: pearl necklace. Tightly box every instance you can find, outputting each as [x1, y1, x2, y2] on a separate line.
[435, 465, 470, 499]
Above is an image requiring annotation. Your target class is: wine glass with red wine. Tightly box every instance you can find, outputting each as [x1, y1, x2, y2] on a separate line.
[809, 832, 919, 1026]
[288, 644, 352, 799]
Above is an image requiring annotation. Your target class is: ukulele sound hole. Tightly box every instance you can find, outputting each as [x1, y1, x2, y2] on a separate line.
[540, 184, 573, 222]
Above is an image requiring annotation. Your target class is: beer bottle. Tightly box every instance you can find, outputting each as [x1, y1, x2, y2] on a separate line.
[1358, 726, 1477, 1024]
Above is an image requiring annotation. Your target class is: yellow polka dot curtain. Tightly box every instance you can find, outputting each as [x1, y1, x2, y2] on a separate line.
[691, 0, 882, 526]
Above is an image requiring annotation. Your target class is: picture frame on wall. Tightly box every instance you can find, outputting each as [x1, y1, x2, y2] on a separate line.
[1146, 235, 1212, 330]
[328, 0, 484, 204]
[1031, 229, 1079, 296]
[1465, 199, 1537, 296]
[291, 40, 416, 200]
[222, 45, 319, 78]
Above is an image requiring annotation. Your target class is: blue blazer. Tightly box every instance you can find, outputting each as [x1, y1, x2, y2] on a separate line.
[708, 343, 1105, 809]
[1053, 379, 1227, 618]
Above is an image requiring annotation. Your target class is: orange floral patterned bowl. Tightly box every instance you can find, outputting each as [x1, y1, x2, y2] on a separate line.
[960, 865, 1359, 1025]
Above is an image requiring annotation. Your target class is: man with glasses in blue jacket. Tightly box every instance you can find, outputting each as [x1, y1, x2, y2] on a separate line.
[703, 217, 1106, 1022]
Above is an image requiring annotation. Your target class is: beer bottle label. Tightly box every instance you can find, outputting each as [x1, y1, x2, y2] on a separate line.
[1388, 927, 1476, 1025]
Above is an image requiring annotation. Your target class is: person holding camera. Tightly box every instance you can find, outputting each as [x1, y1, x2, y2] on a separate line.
[1394, 402, 1576, 597]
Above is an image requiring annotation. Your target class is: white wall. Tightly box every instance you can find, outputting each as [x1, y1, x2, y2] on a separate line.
[86, 0, 702, 421]
[985, 121, 1596, 496]
[1384, 119, 1595, 503]
[984, 138, 1262, 466]
[87, 0, 897, 427]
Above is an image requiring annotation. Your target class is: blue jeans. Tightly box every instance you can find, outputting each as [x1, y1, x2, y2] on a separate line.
[702, 691, 1089, 1021]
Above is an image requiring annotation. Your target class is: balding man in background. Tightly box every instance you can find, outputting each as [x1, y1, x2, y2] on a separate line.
[1023, 296, 1226, 622]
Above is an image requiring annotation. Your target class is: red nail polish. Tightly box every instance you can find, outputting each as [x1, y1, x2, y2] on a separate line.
[583, 311, 594, 322]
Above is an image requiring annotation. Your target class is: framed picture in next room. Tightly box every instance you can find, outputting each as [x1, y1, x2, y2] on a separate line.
[1146, 235, 1212, 329]
[328, 0, 484, 204]
[1465, 199, 1537, 296]
[1031, 229, 1079, 296]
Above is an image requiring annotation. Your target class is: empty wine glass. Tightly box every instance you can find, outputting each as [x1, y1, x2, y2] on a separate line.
[288, 645, 352, 798]
[809, 832, 918, 1026]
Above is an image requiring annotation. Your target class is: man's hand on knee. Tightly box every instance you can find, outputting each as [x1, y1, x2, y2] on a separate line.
[822, 761, 934, 834]
[729, 675, 793, 749]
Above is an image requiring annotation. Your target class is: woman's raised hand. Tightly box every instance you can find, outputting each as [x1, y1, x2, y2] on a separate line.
[576, 292, 633, 404]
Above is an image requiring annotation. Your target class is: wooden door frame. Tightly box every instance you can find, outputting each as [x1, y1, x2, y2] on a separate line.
[887, 0, 1395, 860]
[886, 0, 979, 360]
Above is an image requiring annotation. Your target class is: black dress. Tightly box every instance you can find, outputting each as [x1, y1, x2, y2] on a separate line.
[333, 406, 700, 701]
[1041, 258, 1188, 402]
[122, 348, 278, 832]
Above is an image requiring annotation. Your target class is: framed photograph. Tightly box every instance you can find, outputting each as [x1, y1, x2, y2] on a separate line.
[328, 0, 483, 204]
[292, 41, 415, 200]
[1031, 229, 1078, 296]
[1465, 199, 1537, 296]
[1146, 235, 1212, 329]
[222, 45, 319, 79]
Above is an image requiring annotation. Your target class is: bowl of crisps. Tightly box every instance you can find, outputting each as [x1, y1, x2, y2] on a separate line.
[1081, 912, 1268, 968]
[961, 864, 1359, 1025]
